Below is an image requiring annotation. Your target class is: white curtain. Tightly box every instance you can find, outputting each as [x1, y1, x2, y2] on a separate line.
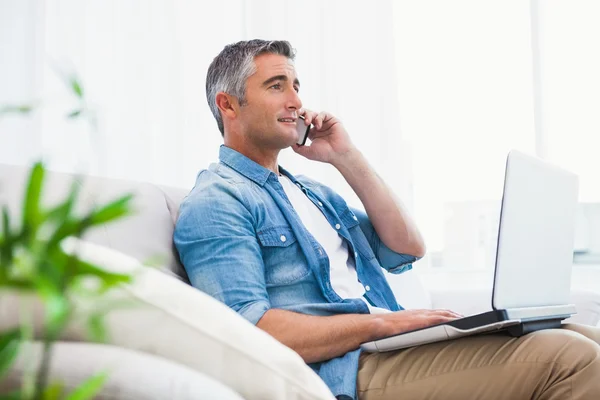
[533, 0, 600, 202]
[5, 1, 595, 270]
[393, 0, 536, 268]
[0, 0, 45, 166]
[0, 0, 409, 211]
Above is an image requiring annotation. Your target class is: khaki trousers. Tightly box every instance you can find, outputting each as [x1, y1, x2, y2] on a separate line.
[358, 324, 600, 400]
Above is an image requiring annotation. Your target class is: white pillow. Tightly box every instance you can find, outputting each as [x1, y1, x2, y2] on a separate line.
[1, 238, 335, 400]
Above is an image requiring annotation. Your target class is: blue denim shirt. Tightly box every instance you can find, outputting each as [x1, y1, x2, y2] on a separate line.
[174, 145, 418, 399]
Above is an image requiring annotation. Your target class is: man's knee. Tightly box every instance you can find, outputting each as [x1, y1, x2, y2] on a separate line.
[521, 328, 600, 368]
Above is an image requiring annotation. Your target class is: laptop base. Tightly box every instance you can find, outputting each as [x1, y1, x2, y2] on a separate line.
[360, 307, 575, 352]
[507, 318, 564, 337]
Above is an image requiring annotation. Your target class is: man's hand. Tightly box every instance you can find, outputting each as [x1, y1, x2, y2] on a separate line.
[292, 109, 356, 165]
[374, 309, 464, 339]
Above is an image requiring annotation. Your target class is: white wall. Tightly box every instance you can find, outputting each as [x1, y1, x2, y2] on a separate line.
[0, 0, 44, 166]
[534, 0, 600, 201]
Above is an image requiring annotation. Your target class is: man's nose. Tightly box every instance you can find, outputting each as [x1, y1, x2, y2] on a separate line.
[287, 89, 302, 111]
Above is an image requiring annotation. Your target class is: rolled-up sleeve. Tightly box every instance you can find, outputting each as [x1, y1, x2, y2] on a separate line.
[174, 181, 270, 325]
[351, 207, 420, 274]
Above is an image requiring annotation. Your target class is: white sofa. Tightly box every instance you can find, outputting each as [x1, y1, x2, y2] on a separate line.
[1, 163, 599, 399]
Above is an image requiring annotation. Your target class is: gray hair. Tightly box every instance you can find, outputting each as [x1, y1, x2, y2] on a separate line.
[206, 40, 296, 136]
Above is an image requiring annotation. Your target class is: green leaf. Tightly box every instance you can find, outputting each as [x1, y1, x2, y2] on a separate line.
[70, 77, 84, 99]
[86, 314, 107, 343]
[44, 181, 80, 223]
[1, 205, 9, 236]
[1, 206, 13, 269]
[74, 257, 132, 286]
[67, 109, 83, 119]
[42, 381, 65, 400]
[0, 104, 34, 116]
[22, 162, 45, 238]
[0, 389, 22, 400]
[45, 294, 71, 338]
[30, 274, 71, 338]
[46, 219, 84, 251]
[0, 329, 21, 380]
[64, 371, 108, 400]
[45, 250, 131, 294]
[45, 194, 133, 251]
[1, 279, 35, 290]
[87, 194, 134, 226]
[33, 268, 61, 297]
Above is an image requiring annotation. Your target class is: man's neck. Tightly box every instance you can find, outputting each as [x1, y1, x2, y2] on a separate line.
[224, 137, 280, 175]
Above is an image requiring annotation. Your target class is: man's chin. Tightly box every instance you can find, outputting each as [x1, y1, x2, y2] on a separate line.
[252, 127, 298, 150]
[275, 129, 299, 148]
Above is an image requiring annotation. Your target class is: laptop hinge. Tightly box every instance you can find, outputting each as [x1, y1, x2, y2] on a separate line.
[504, 304, 577, 320]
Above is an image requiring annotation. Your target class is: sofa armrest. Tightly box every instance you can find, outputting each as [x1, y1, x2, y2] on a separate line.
[1, 341, 245, 400]
[0, 238, 335, 400]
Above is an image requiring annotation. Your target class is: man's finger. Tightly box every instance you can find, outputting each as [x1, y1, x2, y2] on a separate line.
[313, 112, 327, 129]
[308, 127, 330, 140]
[305, 111, 318, 125]
[312, 115, 322, 129]
[298, 108, 314, 124]
[437, 309, 463, 319]
[292, 143, 310, 157]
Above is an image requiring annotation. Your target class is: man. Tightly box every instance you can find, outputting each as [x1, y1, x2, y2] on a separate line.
[174, 40, 600, 400]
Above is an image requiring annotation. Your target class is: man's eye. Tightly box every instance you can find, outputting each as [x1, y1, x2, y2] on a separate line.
[270, 83, 281, 90]
[294, 87, 299, 93]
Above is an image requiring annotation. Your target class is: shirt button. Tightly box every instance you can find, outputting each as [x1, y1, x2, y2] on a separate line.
[318, 248, 323, 256]
[296, 183, 301, 188]
[354, 251, 358, 258]
[280, 235, 287, 242]
[365, 285, 371, 292]
[353, 215, 358, 221]
[335, 224, 341, 230]
[318, 201, 323, 207]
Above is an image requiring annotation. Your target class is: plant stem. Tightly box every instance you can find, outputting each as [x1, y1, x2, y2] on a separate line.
[33, 339, 52, 400]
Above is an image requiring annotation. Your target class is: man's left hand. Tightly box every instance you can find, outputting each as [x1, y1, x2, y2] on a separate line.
[292, 109, 356, 166]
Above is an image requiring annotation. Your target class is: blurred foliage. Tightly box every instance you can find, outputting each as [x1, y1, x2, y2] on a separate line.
[0, 71, 135, 400]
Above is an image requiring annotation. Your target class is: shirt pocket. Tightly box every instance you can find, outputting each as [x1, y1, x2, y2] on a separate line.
[257, 225, 311, 285]
[339, 207, 376, 260]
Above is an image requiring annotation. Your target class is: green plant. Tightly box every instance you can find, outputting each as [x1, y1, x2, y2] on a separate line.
[0, 73, 135, 399]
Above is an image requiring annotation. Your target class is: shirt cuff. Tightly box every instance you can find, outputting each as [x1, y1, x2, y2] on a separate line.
[237, 300, 271, 325]
[388, 262, 414, 275]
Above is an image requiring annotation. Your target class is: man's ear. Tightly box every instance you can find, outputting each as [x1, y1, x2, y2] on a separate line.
[215, 92, 238, 120]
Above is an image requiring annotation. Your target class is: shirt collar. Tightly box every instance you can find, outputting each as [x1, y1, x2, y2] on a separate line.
[219, 145, 278, 186]
[278, 165, 301, 185]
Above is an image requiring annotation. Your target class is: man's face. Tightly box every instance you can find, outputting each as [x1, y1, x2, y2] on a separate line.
[235, 53, 302, 150]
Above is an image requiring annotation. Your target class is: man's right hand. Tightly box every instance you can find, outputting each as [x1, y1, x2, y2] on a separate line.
[373, 309, 464, 340]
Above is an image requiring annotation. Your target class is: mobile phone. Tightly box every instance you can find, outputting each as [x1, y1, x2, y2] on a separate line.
[296, 115, 311, 146]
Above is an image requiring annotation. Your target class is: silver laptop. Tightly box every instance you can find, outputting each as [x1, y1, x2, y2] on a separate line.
[361, 150, 579, 352]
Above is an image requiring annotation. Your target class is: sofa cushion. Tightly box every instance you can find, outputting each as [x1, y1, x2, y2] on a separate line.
[157, 184, 189, 225]
[0, 238, 335, 400]
[1, 341, 245, 400]
[76, 177, 189, 282]
[0, 163, 189, 282]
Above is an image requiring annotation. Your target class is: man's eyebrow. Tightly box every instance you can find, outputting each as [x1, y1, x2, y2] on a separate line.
[262, 75, 301, 87]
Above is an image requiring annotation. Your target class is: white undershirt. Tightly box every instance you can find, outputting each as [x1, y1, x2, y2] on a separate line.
[279, 175, 391, 314]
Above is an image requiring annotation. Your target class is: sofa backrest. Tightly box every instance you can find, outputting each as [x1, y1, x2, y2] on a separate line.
[0, 163, 192, 284]
[0, 162, 434, 309]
